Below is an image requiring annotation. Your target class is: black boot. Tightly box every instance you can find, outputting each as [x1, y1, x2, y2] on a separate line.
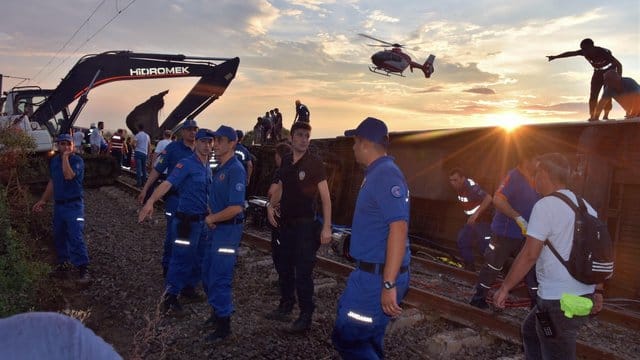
[162, 294, 184, 316]
[469, 285, 489, 309]
[264, 301, 293, 322]
[206, 316, 231, 342]
[202, 309, 218, 329]
[76, 265, 92, 286]
[284, 312, 312, 334]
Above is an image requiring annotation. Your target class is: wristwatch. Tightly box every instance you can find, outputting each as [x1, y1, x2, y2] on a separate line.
[383, 281, 396, 290]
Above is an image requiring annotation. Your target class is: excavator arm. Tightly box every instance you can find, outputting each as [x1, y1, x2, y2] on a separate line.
[31, 50, 239, 135]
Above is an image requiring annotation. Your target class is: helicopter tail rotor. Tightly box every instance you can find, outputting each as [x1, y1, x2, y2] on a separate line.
[421, 54, 436, 78]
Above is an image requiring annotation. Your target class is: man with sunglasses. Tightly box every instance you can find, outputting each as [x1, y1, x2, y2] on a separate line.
[33, 134, 91, 285]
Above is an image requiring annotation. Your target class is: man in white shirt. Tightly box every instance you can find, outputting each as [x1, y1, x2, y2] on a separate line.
[89, 121, 106, 154]
[73, 128, 85, 154]
[493, 153, 604, 360]
[153, 130, 173, 174]
[134, 123, 151, 188]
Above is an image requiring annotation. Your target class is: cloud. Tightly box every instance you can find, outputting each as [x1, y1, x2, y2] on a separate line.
[463, 87, 496, 95]
[415, 86, 445, 93]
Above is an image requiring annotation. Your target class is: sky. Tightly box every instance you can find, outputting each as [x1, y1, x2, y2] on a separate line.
[1, 0, 639, 138]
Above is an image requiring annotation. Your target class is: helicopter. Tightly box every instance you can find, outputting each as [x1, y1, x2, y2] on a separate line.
[359, 33, 435, 78]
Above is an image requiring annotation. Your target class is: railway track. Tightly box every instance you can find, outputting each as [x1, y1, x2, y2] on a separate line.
[115, 170, 635, 359]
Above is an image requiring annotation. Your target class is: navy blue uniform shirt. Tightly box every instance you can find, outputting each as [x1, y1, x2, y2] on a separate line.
[209, 157, 246, 219]
[491, 167, 540, 238]
[349, 156, 410, 265]
[155, 140, 194, 178]
[50, 154, 84, 201]
[167, 153, 212, 215]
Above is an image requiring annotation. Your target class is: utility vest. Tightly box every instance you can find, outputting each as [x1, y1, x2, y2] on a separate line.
[110, 135, 124, 151]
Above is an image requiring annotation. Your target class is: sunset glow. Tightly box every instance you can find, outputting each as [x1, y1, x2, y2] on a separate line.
[1, 2, 638, 137]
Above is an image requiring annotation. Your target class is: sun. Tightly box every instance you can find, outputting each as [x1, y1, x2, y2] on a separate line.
[488, 112, 530, 132]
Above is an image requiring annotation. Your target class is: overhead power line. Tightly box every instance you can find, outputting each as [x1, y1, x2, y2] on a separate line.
[32, 0, 139, 84]
[30, 0, 107, 83]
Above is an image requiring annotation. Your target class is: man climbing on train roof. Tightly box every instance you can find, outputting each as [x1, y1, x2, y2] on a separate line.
[593, 70, 640, 120]
[547, 38, 623, 120]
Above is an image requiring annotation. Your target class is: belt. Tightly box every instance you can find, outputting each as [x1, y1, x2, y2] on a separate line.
[216, 218, 244, 226]
[594, 64, 613, 71]
[54, 196, 81, 205]
[175, 212, 207, 222]
[355, 260, 409, 275]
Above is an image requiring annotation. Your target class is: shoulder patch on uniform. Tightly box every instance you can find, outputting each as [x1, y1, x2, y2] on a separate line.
[391, 185, 403, 198]
[235, 183, 244, 192]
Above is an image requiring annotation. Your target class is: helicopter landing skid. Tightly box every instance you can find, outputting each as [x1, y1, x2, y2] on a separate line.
[369, 67, 404, 77]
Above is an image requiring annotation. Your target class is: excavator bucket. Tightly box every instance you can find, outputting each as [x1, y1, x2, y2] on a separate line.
[126, 90, 168, 137]
[160, 57, 240, 135]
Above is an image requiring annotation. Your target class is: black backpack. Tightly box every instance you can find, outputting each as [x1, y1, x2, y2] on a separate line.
[545, 192, 614, 285]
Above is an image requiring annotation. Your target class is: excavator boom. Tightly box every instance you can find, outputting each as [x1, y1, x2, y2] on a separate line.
[31, 51, 239, 135]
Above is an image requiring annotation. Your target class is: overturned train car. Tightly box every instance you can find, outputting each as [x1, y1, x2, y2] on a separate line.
[248, 120, 640, 299]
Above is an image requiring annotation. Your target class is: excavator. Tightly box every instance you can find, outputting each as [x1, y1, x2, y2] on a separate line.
[0, 51, 240, 187]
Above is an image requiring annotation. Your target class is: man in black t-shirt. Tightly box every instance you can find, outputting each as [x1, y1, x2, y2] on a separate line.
[265, 122, 332, 333]
[547, 38, 623, 120]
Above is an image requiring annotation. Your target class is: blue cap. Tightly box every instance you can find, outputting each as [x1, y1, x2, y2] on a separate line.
[182, 118, 198, 129]
[213, 125, 237, 141]
[344, 117, 389, 146]
[195, 128, 215, 140]
[55, 134, 73, 143]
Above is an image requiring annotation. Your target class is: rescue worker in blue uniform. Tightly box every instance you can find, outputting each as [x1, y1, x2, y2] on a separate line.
[138, 128, 214, 314]
[265, 121, 333, 333]
[201, 125, 246, 342]
[138, 119, 197, 279]
[33, 134, 91, 284]
[470, 148, 540, 309]
[448, 168, 493, 271]
[332, 117, 411, 359]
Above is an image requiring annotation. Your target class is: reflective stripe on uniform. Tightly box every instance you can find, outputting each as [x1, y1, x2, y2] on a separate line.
[347, 311, 373, 324]
[76, 218, 84, 221]
[464, 204, 480, 215]
[175, 239, 190, 246]
[165, 212, 173, 217]
[217, 248, 236, 254]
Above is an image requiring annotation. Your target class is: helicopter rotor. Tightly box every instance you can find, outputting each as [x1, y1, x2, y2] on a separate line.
[358, 33, 404, 48]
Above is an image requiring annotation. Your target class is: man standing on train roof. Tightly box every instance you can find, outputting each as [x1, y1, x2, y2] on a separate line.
[332, 117, 411, 359]
[448, 167, 493, 271]
[547, 38, 622, 120]
[293, 99, 310, 124]
[201, 125, 246, 343]
[138, 128, 215, 315]
[593, 70, 640, 120]
[33, 134, 91, 285]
